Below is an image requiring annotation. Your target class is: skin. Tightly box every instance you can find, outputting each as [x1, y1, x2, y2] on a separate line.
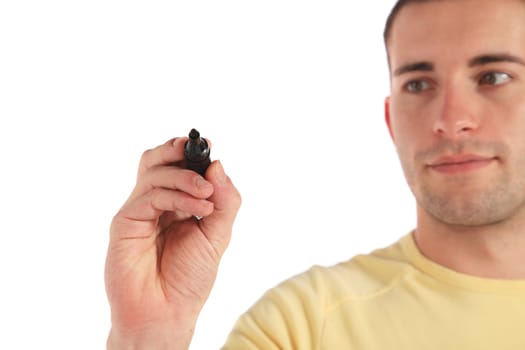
[105, 137, 241, 349]
[105, 1, 525, 348]
[385, 0, 525, 279]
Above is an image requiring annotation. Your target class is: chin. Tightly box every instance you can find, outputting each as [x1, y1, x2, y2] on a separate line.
[419, 191, 522, 227]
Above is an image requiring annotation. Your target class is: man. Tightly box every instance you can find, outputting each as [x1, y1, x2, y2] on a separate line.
[105, 0, 525, 348]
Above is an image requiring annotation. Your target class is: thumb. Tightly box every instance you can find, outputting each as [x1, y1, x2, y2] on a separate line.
[199, 160, 241, 255]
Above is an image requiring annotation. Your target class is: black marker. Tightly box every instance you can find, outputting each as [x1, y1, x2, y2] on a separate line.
[184, 128, 211, 177]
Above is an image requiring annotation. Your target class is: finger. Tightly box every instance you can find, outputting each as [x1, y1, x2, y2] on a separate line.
[198, 160, 242, 255]
[111, 188, 214, 240]
[150, 188, 214, 219]
[131, 166, 214, 203]
[138, 137, 188, 175]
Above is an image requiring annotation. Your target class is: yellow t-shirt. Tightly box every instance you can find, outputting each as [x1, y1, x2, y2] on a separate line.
[222, 232, 525, 349]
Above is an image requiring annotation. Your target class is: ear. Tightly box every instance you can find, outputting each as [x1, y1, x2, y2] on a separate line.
[384, 96, 395, 141]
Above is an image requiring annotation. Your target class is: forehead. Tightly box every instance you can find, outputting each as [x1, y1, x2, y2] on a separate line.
[387, 0, 525, 70]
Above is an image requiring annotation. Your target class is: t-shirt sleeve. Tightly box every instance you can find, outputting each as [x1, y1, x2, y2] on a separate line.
[221, 266, 326, 350]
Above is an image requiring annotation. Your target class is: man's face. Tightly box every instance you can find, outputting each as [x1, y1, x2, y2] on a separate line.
[386, 0, 525, 226]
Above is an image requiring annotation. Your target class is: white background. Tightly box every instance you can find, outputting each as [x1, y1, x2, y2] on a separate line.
[0, 0, 415, 348]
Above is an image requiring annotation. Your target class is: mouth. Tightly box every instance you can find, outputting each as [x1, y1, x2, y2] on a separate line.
[427, 155, 497, 174]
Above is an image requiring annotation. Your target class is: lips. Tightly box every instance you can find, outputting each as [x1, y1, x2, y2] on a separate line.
[427, 154, 497, 174]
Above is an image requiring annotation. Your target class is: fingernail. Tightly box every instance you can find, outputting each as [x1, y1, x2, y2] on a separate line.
[215, 160, 227, 184]
[196, 176, 212, 189]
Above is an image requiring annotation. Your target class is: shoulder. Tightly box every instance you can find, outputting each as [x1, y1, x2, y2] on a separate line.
[222, 235, 415, 348]
[273, 233, 414, 306]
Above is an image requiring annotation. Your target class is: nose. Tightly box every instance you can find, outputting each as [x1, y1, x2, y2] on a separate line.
[432, 84, 480, 138]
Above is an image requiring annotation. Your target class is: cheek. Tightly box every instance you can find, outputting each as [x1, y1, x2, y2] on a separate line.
[489, 94, 525, 153]
[395, 140, 419, 194]
[488, 83, 525, 127]
[389, 103, 430, 186]
[389, 102, 429, 151]
[389, 127, 419, 185]
[504, 108, 525, 174]
[389, 94, 434, 132]
[390, 91, 446, 157]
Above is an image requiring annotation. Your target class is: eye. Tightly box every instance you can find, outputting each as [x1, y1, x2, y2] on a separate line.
[404, 80, 432, 93]
[478, 72, 512, 86]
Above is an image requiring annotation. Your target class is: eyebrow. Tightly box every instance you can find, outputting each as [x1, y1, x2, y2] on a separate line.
[393, 53, 525, 77]
[393, 61, 433, 77]
[468, 53, 525, 67]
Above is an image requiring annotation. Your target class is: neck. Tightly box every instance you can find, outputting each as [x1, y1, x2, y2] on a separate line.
[415, 206, 525, 279]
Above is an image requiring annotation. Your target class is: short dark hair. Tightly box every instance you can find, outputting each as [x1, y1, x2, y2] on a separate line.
[383, 0, 525, 45]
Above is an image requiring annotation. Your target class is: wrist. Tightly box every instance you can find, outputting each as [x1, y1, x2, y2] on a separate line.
[106, 323, 195, 350]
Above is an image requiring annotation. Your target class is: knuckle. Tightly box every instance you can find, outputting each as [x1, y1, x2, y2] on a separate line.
[150, 187, 163, 199]
[110, 211, 122, 226]
[171, 194, 189, 212]
[141, 148, 153, 161]
[232, 188, 242, 208]
[109, 210, 129, 235]
[139, 148, 155, 168]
